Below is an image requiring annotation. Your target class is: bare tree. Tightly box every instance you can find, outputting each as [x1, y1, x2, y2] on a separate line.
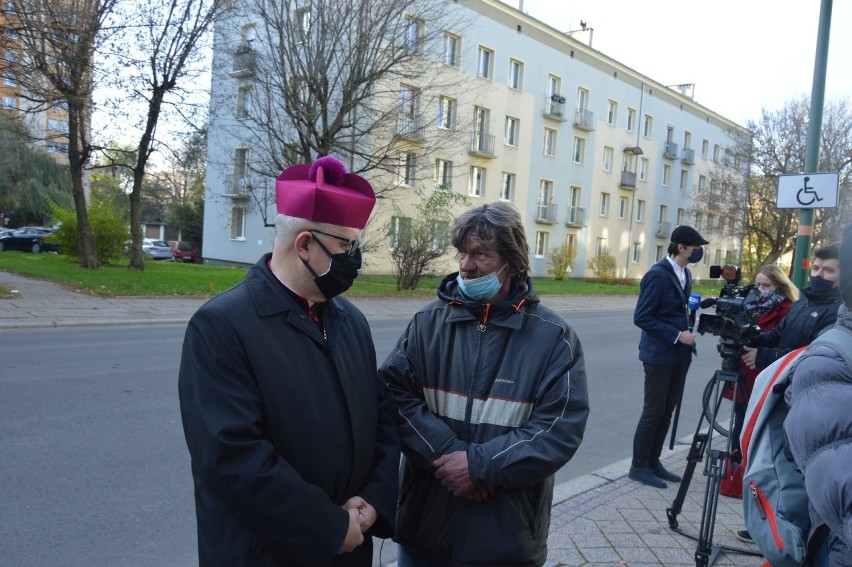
[97, 0, 228, 270]
[211, 0, 478, 226]
[4, 0, 120, 268]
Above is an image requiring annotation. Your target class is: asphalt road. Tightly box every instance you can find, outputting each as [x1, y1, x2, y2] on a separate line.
[0, 314, 726, 566]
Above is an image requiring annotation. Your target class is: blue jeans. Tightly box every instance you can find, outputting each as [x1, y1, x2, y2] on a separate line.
[397, 545, 450, 567]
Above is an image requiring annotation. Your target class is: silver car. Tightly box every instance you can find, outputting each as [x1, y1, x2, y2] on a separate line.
[142, 239, 173, 260]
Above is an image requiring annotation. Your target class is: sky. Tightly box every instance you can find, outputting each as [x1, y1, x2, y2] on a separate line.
[502, 0, 852, 127]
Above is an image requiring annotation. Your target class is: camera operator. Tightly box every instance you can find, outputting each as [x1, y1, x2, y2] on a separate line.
[629, 225, 707, 489]
[724, 265, 798, 460]
[741, 245, 842, 372]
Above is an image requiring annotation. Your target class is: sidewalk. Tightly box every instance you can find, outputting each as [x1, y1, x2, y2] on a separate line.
[1, 271, 764, 566]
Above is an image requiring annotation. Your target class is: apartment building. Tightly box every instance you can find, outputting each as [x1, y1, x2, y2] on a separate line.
[203, 0, 750, 279]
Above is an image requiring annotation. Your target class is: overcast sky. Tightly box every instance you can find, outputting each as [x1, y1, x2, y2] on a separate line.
[503, 0, 851, 127]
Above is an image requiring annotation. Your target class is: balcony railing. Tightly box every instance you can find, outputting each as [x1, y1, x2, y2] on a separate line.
[230, 47, 255, 77]
[543, 96, 566, 120]
[223, 174, 250, 198]
[469, 131, 496, 157]
[620, 170, 637, 189]
[681, 147, 695, 164]
[565, 206, 586, 227]
[663, 142, 679, 160]
[536, 202, 558, 223]
[396, 115, 424, 141]
[574, 108, 594, 131]
[656, 221, 672, 237]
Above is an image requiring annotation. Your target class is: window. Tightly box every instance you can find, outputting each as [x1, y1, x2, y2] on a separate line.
[48, 141, 68, 154]
[599, 192, 610, 216]
[438, 96, 456, 130]
[2, 95, 15, 110]
[504, 116, 519, 146]
[627, 108, 636, 132]
[677, 208, 686, 225]
[698, 175, 707, 193]
[403, 17, 422, 52]
[230, 207, 246, 240]
[239, 24, 256, 50]
[619, 196, 628, 219]
[430, 221, 450, 251]
[538, 179, 553, 207]
[656, 245, 664, 262]
[595, 237, 606, 257]
[543, 128, 556, 157]
[4, 50, 16, 63]
[683, 131, 692, 149]
[233, 148, 249, 192]
[643, 114, 653, 137]
[508, 59, 523, 90]
[715, 249, 722, 265]
[662, 164, 671, 186]
[398, 84, 417, 118]
[500, 172, 515, 201]
[659, 204, 668, 227]
[713, 144, 721, 163]
[607, 100, 617, 125]
[679, 169, 688, 190]
[534, 231, 549, 257]
[566, 233, 576, 251]
[236, 84, 252, 119]
[399, 152, 416, 186]
[389, 216, 412, 249]
[577, 87, 589, 111]
[477, 46, 493, 79]
[294, 7, 311, 41]
[602, 146, 613, 172]
[702, 139, 709, 160]
[639, 158, 649, 181]
[666, 125, 675, 145]
[547, 74, 561, 98]
[442, 32, 460, 67]
[48, 119, 69, 132]
[635, 199, 645, 222]
[469, 166, 485, 197]
[435, 159, 453, 190]
[2, 73, 15, 86]
[632, 242, 641, 263]
[572, 137, 585, 164]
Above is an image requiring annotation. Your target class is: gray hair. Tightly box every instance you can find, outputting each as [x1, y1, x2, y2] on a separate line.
[451, 202, 529, 284]
[273, 214, 363, 248]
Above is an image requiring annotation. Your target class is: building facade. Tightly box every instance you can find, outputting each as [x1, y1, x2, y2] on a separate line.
[203, 0, 750, 279]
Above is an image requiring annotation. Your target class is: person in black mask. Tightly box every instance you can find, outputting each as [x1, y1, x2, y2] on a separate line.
[741, 244, 842, 372]
[178, 156, 400, 567]
[629, 225, 707, 489]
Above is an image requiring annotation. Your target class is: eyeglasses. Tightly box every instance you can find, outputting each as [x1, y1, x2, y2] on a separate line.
[309, 230, 360, 256]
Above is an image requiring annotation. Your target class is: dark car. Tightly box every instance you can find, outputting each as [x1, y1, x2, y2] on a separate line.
[0, 227, 60, 253]
[170, 240, 197, 263]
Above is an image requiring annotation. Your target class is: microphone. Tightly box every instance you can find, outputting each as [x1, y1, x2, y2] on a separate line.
[688, 293, 701, 332]
[700, 297, 717, 309]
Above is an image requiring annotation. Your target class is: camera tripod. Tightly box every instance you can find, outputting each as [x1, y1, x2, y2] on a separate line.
[665, 344, 763, 567]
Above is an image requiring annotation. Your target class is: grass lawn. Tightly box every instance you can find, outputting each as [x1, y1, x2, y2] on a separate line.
[0, 251, 725, 298]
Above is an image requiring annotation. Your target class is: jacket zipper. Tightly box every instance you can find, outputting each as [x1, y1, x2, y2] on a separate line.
[749, 481, 785, 551]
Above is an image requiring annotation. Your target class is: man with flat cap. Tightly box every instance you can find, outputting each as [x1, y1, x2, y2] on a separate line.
[178, 156, 399, 566]
[629, 224, 708, 488]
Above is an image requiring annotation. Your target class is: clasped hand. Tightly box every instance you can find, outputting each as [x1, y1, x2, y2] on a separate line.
[338, 496, 376, 554]
[433, 451, 496, 502]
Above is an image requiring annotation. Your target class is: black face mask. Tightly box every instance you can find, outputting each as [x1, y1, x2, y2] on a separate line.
[301, 236, 362, 299]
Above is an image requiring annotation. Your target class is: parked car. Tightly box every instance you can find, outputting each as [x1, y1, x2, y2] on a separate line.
[0, 227, 60, 253]
[169, 240, 197, 263]
[142, 238, 172, 260]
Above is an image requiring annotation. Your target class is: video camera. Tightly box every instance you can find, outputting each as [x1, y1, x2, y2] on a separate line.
[696, 264, 768, 347]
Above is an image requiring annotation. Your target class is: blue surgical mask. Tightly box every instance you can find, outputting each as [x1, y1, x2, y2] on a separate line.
[809, 275, 834, 294]
[456, 264, 507, 301]
[687, 247, 703, 264]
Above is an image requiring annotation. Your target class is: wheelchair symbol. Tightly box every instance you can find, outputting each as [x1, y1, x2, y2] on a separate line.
[796, 176, 824, 206]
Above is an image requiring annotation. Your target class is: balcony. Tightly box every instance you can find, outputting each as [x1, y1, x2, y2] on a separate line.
[469, 131, 496, 158]
[230, 47, 255, 78]
[536, 202, 558, 224]
[656, 221, 672, 238]
[663, 142, 679, 160]
[395, 115, 424, 141]
[620, 170, 637, 189]
[681, 147, 695, 164]
[565, 206, 586, 227]
[223, 174, 251, 198]
[573, 108, 594, 131]
[543, 96, 566, 121]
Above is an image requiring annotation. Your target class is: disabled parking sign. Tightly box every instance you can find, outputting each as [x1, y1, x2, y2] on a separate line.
[776, 172, 839, 209]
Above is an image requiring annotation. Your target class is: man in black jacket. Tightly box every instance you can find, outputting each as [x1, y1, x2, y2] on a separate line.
[742, 244, 841, 371]
[178, 157, 399, 567]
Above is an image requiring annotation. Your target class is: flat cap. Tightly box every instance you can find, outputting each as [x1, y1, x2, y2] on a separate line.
[671, 225, 709, 245]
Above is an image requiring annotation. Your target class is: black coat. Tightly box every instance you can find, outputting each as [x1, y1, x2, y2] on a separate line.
[179, 254, 399, 567]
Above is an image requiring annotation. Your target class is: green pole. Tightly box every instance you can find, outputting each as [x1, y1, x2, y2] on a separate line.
[793, 0, 833, 288]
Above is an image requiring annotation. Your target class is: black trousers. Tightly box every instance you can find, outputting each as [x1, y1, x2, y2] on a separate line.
[632, 360, 691, 469]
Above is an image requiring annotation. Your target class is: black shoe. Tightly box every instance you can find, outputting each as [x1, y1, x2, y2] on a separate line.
[629, 466, 667, 488]
[736, 530, 754, 544]
[651, 461, 682, 483]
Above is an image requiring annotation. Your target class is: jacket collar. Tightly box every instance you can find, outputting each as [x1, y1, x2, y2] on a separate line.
[436, 273, 539, 329]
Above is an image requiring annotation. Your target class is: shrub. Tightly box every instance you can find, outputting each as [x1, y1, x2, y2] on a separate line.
[50, 196, 130, 263]
[586, 248, 617, 280]
[547, 244, 577, 280]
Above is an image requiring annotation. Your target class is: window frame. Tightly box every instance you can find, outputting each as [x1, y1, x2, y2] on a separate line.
[469, 165, 485, 197]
